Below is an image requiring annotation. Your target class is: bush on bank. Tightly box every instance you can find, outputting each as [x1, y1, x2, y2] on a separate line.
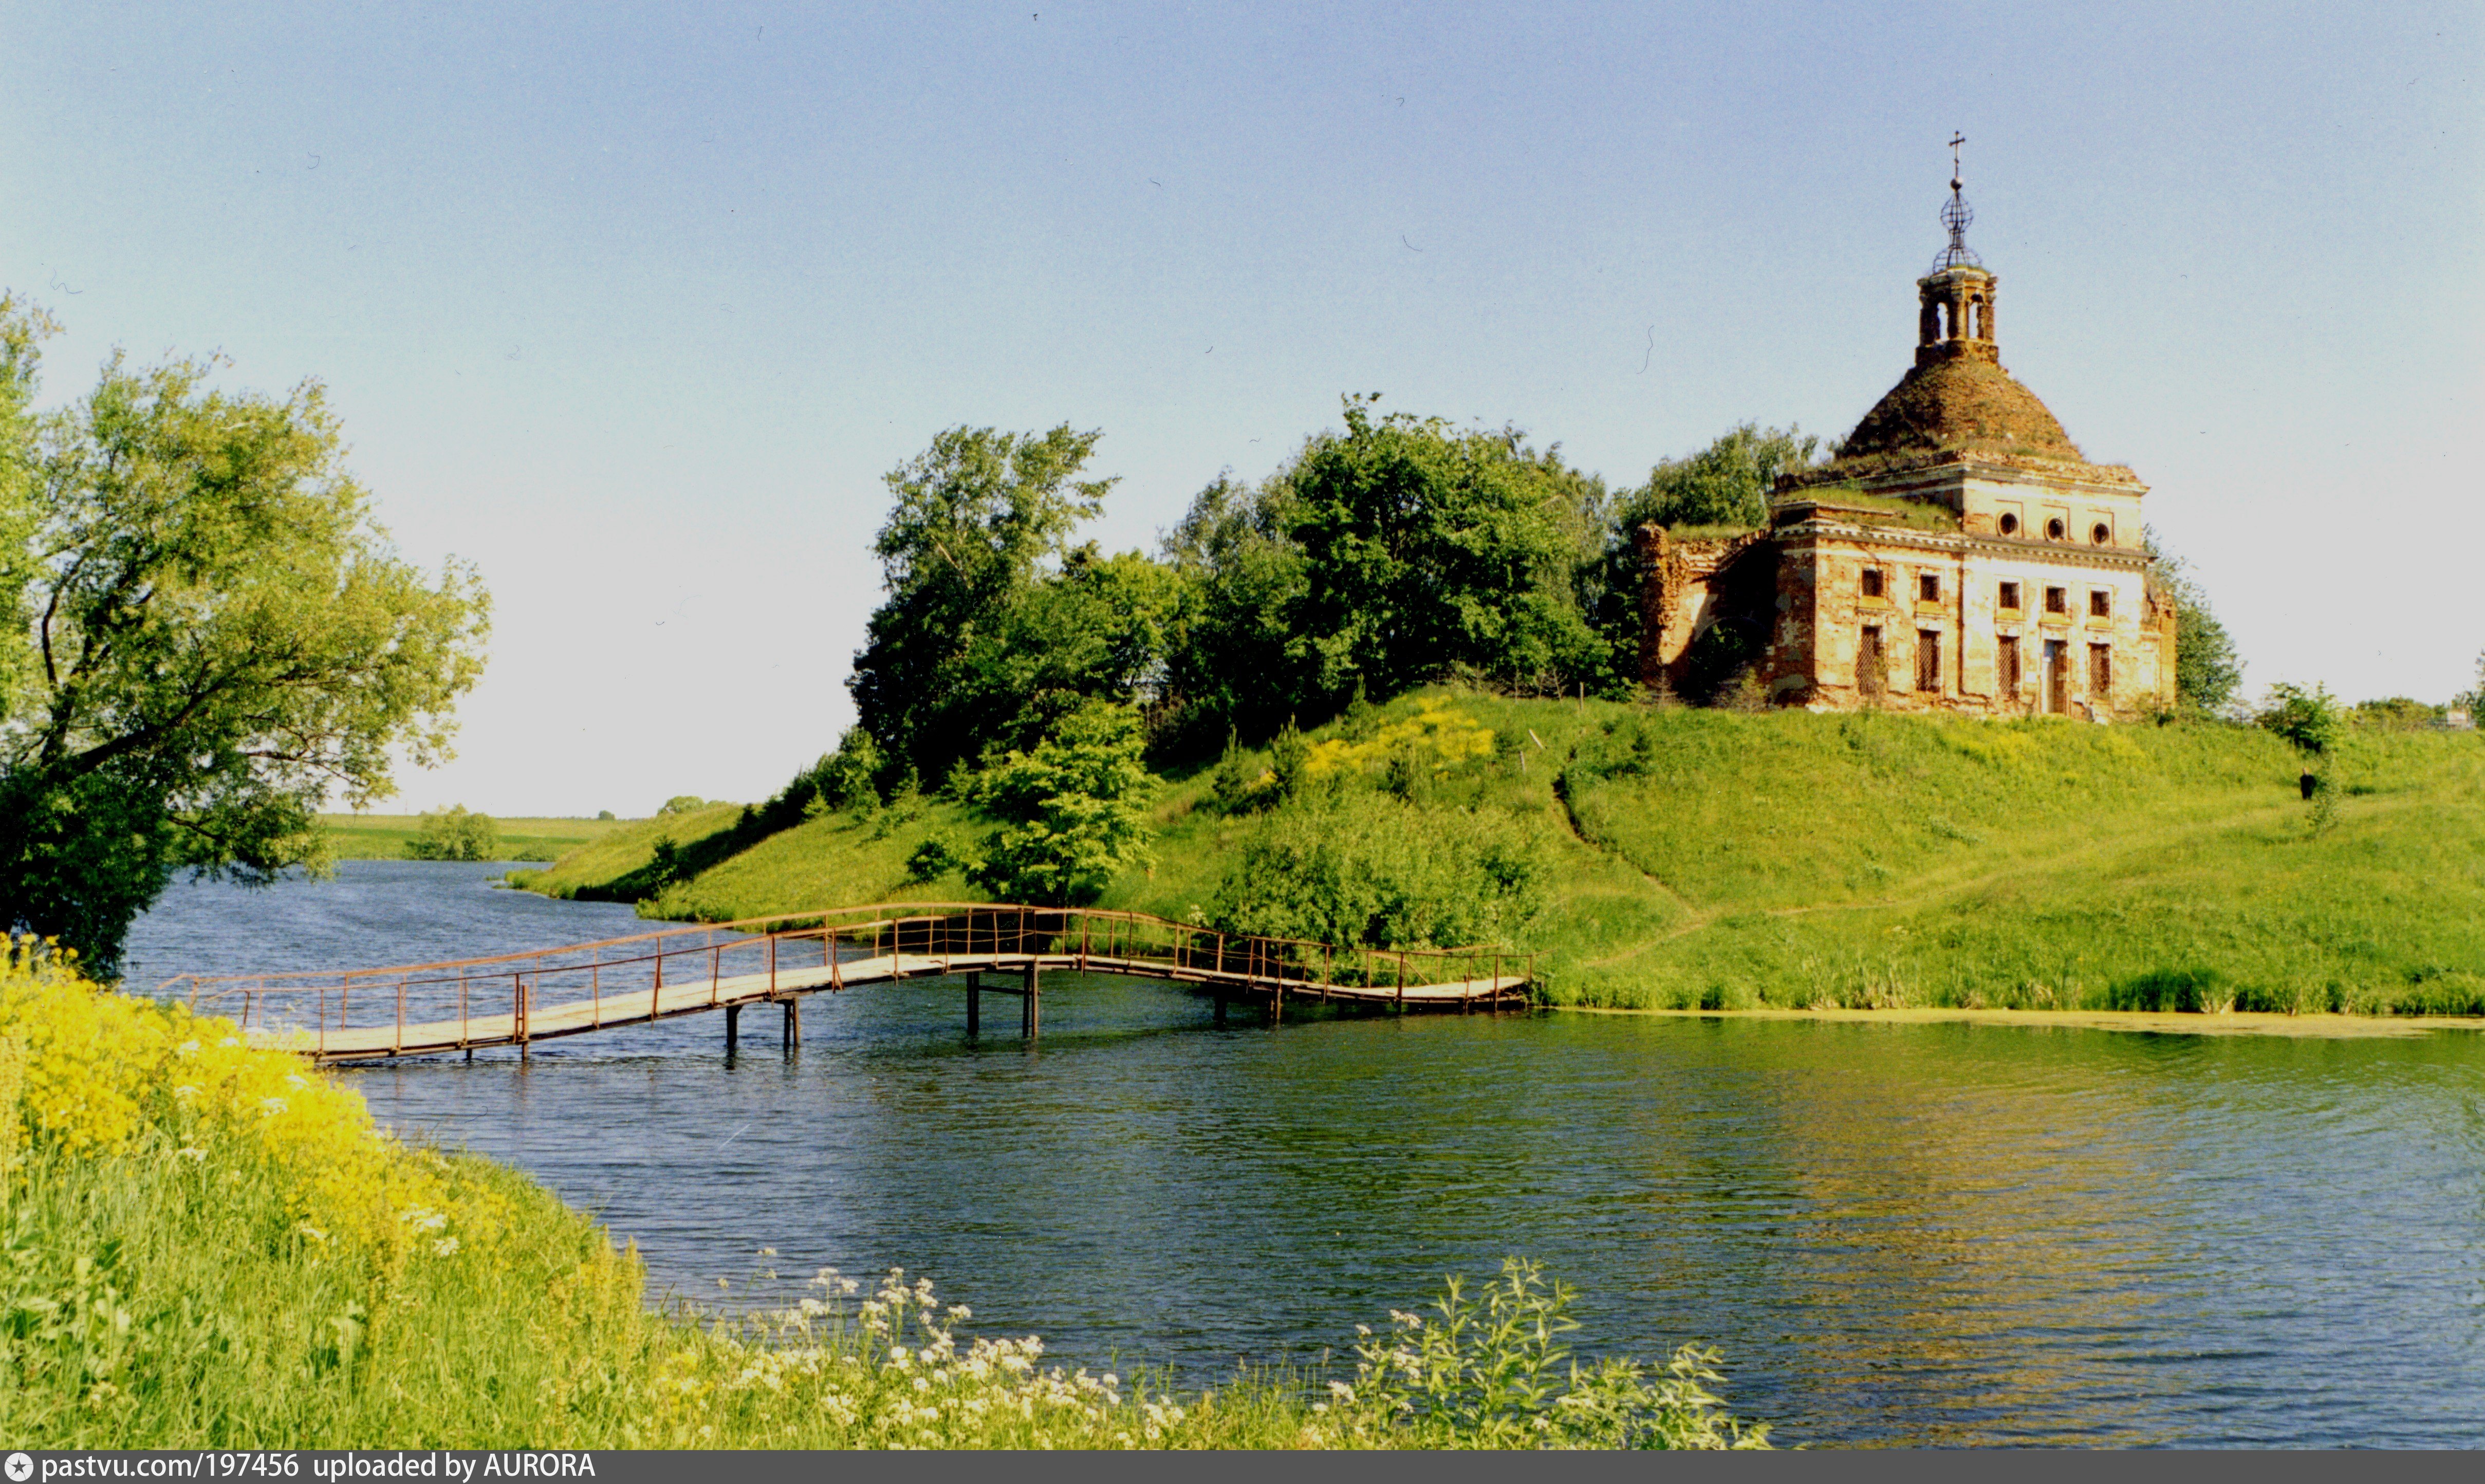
[0, 940, 1766, 1450]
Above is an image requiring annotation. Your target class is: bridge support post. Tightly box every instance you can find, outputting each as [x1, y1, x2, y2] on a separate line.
[725, 1004, 740, 1055]
[783, 998, 800, 1052]
[1212, 991, 1225, 1026]
[967, 973, 980, 1036]
[1022, 966, 1039, 1038]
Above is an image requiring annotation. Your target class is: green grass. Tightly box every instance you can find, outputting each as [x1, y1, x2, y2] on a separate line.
[321, 814, 636, 864]
[513, 689, 2485, 1018]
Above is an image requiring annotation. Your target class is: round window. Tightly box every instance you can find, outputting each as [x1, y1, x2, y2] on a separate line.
[2046, 517, 2066, 540]
[1999, 512, 2020, 535]
[2091, 522, 2111, 545]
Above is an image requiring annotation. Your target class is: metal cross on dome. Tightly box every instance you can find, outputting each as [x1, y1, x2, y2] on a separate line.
[1935, 131, 1980, 270]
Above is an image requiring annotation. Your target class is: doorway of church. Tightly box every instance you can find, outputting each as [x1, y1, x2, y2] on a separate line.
[2044, 640, 2068, 714]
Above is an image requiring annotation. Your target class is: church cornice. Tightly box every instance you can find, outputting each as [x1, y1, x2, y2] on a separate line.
[1772, 516, 2155, 571]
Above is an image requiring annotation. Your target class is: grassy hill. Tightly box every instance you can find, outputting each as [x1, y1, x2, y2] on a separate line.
[512, 691, 2485, 1017]
[321, 813, 635, 862]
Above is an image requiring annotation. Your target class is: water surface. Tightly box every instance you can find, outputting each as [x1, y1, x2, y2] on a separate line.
[127, 862, 2485, 1446]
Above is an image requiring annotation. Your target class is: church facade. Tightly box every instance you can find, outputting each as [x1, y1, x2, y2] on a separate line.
[1638, 199, 2177, 720]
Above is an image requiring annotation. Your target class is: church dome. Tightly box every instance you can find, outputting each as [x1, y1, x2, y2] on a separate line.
[1839, 353, 2083, 462]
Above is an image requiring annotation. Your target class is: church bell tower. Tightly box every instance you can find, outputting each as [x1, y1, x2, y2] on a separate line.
[1916, 140, 1998, 367]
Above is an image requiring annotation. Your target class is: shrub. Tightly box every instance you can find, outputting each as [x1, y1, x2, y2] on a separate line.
[969, 701, 1156, 905]
[2103, 968, 2232, 1014]
[905, 837, 966, 882]
[1208, 798, 1550, 952]
[1320, 1258, 1769, 1450]
[404, 806, 498, 862]
[2257, 683, 2342, 757]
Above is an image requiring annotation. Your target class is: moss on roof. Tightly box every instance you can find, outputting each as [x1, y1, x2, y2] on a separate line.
[1779, 489, 1962, 533]
[1836, 354, 2082, 463]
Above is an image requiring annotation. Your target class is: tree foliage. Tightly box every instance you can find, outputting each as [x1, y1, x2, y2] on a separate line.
[1621, 423, 1819, 533]
[966, 700, 1155, 905]
[1282, 397, 1608, 709]
[2145, 531, 2243, 715]
[405, 806, 499, 862]
[0, 302, 491, 973]
[2257, 682, 2342, 756]
[847, 424, 1117, 783]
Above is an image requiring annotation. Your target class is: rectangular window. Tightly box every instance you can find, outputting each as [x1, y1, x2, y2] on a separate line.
[2090, 643, 2112, 697]
[2089, 589, 2111, 619]
[1859, 626, 1885, 694]
[1861, 568, 1884, 600]
[1999, 581, 2020, 611]
[1916, 629, 1942, 693]
[1919, 572, 1941, 603]
[2045, 586, 2067, 615]
[1998, 635, 2021, 695]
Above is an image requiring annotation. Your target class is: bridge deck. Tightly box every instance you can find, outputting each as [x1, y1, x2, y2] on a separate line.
[169, 902, 1537, 1063]
[245, 951, 1528, 1062]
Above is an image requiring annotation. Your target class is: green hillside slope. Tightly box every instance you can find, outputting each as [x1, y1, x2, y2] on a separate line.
[514, 691, 2485, 1016]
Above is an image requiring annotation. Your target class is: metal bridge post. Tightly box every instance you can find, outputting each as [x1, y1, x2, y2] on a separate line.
[967, 972, 980, 1036]
[725, 1003, 739, 1055]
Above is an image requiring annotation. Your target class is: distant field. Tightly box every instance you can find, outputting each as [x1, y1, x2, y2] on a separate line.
[319, 814, 641, 862]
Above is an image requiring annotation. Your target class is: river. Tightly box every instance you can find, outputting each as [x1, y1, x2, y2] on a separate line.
[124, 860, 2485, 1447]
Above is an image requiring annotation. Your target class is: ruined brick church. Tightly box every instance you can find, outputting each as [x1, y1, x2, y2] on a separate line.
[1638, 171, 2177, 718]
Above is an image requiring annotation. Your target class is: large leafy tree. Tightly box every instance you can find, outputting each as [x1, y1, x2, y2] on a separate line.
[1157, 473, 1311, 750]
[848, 424, 1116, 783]
[924, 543, 1180, 772]
[1622, 422, 1820, 534]
[1273, 397, 1607, 714]
[2145, 531, 2243, 715]
[0, 299, 491, 974]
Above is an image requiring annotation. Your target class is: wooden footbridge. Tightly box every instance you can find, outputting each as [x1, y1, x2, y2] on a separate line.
[156, 903, 1535, 1064]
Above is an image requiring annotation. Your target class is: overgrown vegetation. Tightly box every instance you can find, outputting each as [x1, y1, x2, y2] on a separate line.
[0, 942, 1765, 1449]
[526, 687, 2485, 1020]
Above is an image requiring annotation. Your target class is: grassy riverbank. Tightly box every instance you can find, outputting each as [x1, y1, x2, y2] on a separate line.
[321, 814, 635, 863]
[0, 942, 1765, 1450]
[514, 691, 2485, 1018]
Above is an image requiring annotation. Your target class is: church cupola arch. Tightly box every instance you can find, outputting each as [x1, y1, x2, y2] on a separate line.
[1916, 141, 1999, 367]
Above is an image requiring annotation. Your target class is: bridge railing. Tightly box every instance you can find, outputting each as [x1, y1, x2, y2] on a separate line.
[154, 902, 1534, 1054]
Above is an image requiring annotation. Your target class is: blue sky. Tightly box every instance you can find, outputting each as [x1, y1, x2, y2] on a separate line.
[5, 2, 2478, 814]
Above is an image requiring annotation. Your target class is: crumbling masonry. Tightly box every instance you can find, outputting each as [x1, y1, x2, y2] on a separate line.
[1640, 214, 2177, 719]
